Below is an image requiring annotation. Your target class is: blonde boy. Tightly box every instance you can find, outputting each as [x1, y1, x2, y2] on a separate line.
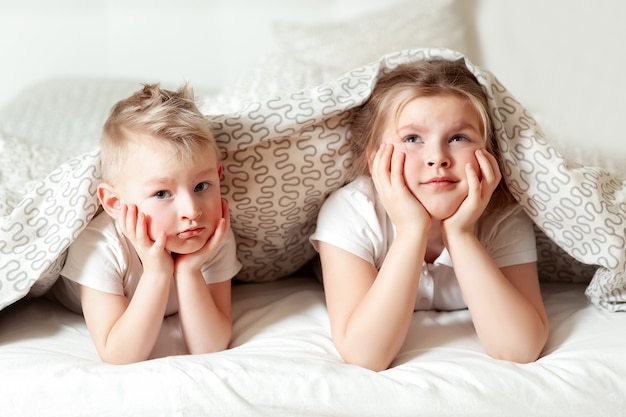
[51, 83, 241, 364]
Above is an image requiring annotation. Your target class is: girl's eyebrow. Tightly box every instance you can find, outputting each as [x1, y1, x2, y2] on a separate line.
[397, 120, 479, 133]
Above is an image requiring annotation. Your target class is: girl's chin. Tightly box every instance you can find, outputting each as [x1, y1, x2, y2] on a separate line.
[421, 201, 464, 220]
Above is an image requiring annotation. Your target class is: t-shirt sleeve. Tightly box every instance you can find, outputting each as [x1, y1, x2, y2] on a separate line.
[310, 181, 385, 267]
[60, 219, 126, 295]
[200, 227, 242, 284]
[480, 205, 538, 268]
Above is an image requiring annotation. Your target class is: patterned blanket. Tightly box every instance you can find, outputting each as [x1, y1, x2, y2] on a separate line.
[1, 48, 625, 311]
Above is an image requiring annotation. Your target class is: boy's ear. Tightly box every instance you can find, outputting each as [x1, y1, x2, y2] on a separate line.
[218, 162, 223, 178]
[98, 183, 121, 219]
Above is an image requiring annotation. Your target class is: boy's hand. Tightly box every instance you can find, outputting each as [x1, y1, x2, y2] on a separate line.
[371, 143, 431, 231]
[173, 199, 230, 276]
[118, 203, 174, 277]
[442, 149, 501, 235]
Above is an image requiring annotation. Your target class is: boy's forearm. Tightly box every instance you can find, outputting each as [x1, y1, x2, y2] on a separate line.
[175, 272, 232, 354]
[92, 272, 171, 364]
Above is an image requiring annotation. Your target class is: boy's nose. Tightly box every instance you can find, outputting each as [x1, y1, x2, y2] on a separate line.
[181, 197, 202, 220]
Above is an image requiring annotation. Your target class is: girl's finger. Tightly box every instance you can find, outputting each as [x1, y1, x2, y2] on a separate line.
[476, 149, 500, 187]
[373, 144, 391, 176]
[390, 145, 405, 184]
[465, 163, 480, 196]
[371, 143, 392, 190]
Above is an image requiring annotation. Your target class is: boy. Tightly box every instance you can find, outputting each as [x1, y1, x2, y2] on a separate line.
[50, 83, 241, 364]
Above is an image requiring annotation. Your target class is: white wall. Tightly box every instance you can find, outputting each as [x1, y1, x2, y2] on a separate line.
[475, 0, 626, 157]
[1, 0, 625, 158]
[0, 0, 383, 107]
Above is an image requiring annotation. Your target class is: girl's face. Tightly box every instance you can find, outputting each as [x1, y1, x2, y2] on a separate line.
[114, 134, 224, 254]
[379, 94, 486, 220]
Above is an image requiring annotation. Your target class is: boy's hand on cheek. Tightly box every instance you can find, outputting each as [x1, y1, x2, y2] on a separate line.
[174, 199, 230, 276]
[118, 203, 174, 277]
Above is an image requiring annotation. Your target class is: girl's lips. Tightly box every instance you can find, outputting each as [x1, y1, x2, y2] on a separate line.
[423, 177, 458, 186]
[177, 227, 205, 239]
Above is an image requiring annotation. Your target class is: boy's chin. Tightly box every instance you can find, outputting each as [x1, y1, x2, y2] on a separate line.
[167, 239, 207, 255]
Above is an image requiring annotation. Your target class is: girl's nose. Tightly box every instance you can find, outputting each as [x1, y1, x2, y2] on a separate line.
[427, 160, 449, 167]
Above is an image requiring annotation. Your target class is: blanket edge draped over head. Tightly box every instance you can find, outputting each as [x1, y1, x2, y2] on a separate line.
[1, 48, 625, 312]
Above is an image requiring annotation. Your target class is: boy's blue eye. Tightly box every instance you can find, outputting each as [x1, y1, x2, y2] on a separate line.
[154, 190, 171, 199]
[194, 182, 210, 192]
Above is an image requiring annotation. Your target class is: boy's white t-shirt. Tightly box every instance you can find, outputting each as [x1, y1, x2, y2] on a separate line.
[51, 210, 242, 316]
[310, 176, 538, 311]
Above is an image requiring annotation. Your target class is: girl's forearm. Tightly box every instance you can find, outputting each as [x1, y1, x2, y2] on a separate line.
[445, 232, 548, 362]
[335, 232, 427, 371]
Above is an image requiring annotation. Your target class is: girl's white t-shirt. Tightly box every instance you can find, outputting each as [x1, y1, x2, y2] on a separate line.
[310, 176, 537, 311]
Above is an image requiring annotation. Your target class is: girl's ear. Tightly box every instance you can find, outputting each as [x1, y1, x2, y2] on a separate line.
[98, 183, 121, 219]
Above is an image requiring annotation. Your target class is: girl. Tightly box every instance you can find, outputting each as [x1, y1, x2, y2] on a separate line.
[310, 59, 549, 371]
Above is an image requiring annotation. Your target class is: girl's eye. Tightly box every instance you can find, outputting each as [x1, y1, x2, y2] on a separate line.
[154, 190, 171, 199]
[403, 135, 422, 143]
[194, 182, 210, 192]
[450, 134, 470, 143]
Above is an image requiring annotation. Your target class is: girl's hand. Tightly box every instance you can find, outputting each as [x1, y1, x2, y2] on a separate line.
[371, 143, 431, 231]
[118, 203, 173, 277]
[442, 149, 501, 235]
[174, 199, 230, 276]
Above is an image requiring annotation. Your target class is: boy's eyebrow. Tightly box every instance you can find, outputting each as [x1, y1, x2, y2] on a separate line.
[144, 167, 219, 185]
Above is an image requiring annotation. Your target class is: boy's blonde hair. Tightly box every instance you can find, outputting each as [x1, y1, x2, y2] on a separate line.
[100, 83, 219, 183]
[349, 58, 513, 211]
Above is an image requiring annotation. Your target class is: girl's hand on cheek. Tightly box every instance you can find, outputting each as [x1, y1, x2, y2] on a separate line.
[174, 199, 230, 275]
[118, 203, 173, 276]
[371, 143, 430, 231]
[442, 149, 501, 235]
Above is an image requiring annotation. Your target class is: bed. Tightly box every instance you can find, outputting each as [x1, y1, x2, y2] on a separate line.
[2, 1, 626, 416]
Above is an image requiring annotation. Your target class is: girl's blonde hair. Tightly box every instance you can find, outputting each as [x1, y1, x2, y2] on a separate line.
[100, 83, 219, 183]
[349, 58, 513, 212]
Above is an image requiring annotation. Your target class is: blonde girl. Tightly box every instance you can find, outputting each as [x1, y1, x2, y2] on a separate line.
[311, 59, 549, 371]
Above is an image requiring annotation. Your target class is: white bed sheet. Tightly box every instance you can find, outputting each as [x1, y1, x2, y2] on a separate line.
[1, 276, 624, 417]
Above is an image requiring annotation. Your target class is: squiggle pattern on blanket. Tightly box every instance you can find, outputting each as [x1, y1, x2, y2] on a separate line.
[1, 48, 625, 311]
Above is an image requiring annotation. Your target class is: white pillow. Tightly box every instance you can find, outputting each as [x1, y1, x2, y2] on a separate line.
[272, 0, 470, 73]
[228, 0, 471, 104]
[0, 78, 142, 155]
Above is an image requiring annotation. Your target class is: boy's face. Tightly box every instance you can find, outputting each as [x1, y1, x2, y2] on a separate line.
[112, 134, 224, 255]
[379, 94, 486, 220]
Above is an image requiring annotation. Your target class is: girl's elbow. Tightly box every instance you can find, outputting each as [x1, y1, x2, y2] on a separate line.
[335, 342, 393, 372]
[489, 328, 549, 364]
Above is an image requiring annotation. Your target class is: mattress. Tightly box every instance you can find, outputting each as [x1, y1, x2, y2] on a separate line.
[1, 277, 624, 417]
